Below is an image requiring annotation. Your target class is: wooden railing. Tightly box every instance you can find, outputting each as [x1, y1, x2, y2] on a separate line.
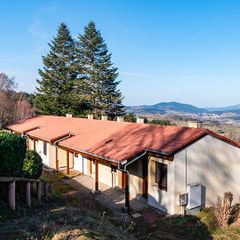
[0, 177, 51, 210]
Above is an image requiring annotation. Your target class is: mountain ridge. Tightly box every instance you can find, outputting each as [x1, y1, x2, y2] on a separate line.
[127, 101, 207, 114]
[127, 101, 240, 114]
[206, 104, 240, 112]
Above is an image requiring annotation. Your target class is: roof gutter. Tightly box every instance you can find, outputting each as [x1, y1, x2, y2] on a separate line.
[116, 150, 148, 213]
[123, 150, 148, 170]
[8, 126, 40, 137]
[53, 134, 74, 145]
[26, 132, 75, 144]
[118, 149, 169, 170]
[116, 149, 170, 213]
[22, 126, 40, 135]
[58, 145, 119, 164]
[26, 134, 51, 143]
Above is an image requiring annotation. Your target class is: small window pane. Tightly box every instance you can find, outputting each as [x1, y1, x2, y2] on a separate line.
[155, 162, 167, 191]
[43, 142, 47, 155]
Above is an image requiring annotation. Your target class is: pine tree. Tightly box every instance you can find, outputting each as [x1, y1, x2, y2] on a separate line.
[35, 23, 85, 115]
[76, 21, 125, 119]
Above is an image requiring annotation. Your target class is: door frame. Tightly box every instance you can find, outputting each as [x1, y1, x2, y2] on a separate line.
[142, 157, 148, 199]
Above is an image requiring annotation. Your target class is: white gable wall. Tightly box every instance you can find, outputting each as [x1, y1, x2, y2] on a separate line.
[174, 135, 240, 214]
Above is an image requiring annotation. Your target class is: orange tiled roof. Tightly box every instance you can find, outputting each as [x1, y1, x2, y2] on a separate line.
[8, 115, 240, 162]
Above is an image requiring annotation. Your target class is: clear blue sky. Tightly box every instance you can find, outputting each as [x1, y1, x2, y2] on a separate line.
[1, 0, 240, 107]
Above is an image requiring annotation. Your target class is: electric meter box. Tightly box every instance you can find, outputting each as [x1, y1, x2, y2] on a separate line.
[178, 193, 188, 206]
[187, 183, 204, 209]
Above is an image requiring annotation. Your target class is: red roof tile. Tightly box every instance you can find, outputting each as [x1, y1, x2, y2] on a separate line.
[8, 115, 240, 162]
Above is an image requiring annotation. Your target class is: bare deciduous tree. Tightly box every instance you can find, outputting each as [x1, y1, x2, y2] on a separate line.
[16, 97, 35, 121]
[0, 73, 35, 128]
[0, 73, 16, 92]
[0, 73, 16, 128]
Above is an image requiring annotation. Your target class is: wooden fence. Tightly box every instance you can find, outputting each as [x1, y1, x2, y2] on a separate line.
[0, 177, 51, 210]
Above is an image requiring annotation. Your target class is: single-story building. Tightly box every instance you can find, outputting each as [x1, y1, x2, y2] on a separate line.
[8, 115, 240, 214]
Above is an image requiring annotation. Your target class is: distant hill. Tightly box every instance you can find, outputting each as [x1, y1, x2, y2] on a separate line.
[206, 104, 240, 113]
[127, 101, 207, 114]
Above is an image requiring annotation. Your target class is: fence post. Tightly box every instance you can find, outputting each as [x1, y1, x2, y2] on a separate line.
[37, 182, 42, 204]
[8, 181, 16, 210]
[44, 182, 49, 199]
[26, 181, 31, 207]
[48, 183, 52, 197]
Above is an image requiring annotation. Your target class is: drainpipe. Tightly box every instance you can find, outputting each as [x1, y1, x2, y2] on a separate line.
[183, 149, 188, 215]
[53, 134, 73, 173]
[117, 149, 170, 213]
[185, 149, 188, 192]
[117, 150, 148, 213]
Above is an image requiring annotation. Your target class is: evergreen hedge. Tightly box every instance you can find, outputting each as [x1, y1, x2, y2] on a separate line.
[0, 132, 26, 177]
[23, 150, 43, 179]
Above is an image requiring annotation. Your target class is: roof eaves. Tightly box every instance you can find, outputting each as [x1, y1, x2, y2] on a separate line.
[23, 126, 40, 135]
[122, 148, 172, 163]
[50, 133, 76, 143]
[169, 130, 209, 155]
[207, 130, 240, 148]
[27, 132, 76, 143]
[26, 132, 51, 142]
[58, 144, 120, 164]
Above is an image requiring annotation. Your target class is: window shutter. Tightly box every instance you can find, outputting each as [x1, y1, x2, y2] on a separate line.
[150, 160, 156, 185]
[43, 142, 47, 155]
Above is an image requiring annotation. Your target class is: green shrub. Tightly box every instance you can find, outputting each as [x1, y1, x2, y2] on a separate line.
[0, 132, 26, 177]
[198, 208, 218, 232]
[230, 203, 240, 224]
[124, 112, 137, 122]
[23, 150, 43, 179]
[148, 119, 175, 126]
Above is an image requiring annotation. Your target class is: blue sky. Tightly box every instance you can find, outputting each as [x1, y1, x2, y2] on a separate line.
[1, 0, 240, 107]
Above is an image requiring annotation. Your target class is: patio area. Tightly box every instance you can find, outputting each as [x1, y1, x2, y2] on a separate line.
[63, 173, 148, 215]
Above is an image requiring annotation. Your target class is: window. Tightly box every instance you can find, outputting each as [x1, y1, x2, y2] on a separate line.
[155, 162, 167, 191]
[43, 142, 47, 155]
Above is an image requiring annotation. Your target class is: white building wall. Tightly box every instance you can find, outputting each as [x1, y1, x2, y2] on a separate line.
[35, 140, 50, 166]
[148, 156, 175, 214]
[99, 162, 113, 187]
[174, 135, 240, 214]
[49, 144, 57, 169]
[128, 159, 143, 199]
[28, 138, 34, 150]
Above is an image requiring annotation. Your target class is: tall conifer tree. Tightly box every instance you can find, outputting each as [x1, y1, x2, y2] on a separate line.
[35, 23, 84, 115]
[76, 21, 125, 119]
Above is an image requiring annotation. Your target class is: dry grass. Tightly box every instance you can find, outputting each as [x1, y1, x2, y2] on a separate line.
[0, 194, 137, 240]
[213, 226, 240, 240]
[40, 169, 77, 197]
[1, 170, 240, 240]
[0, 170, 136, 240]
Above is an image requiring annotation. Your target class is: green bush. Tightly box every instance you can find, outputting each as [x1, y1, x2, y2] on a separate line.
[198, 208, 218, 232]
[124, 113, 137, 122]
[148, 119, 175, 126]
[23, 150, 43, 179]
[0, 132, 26, 177]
